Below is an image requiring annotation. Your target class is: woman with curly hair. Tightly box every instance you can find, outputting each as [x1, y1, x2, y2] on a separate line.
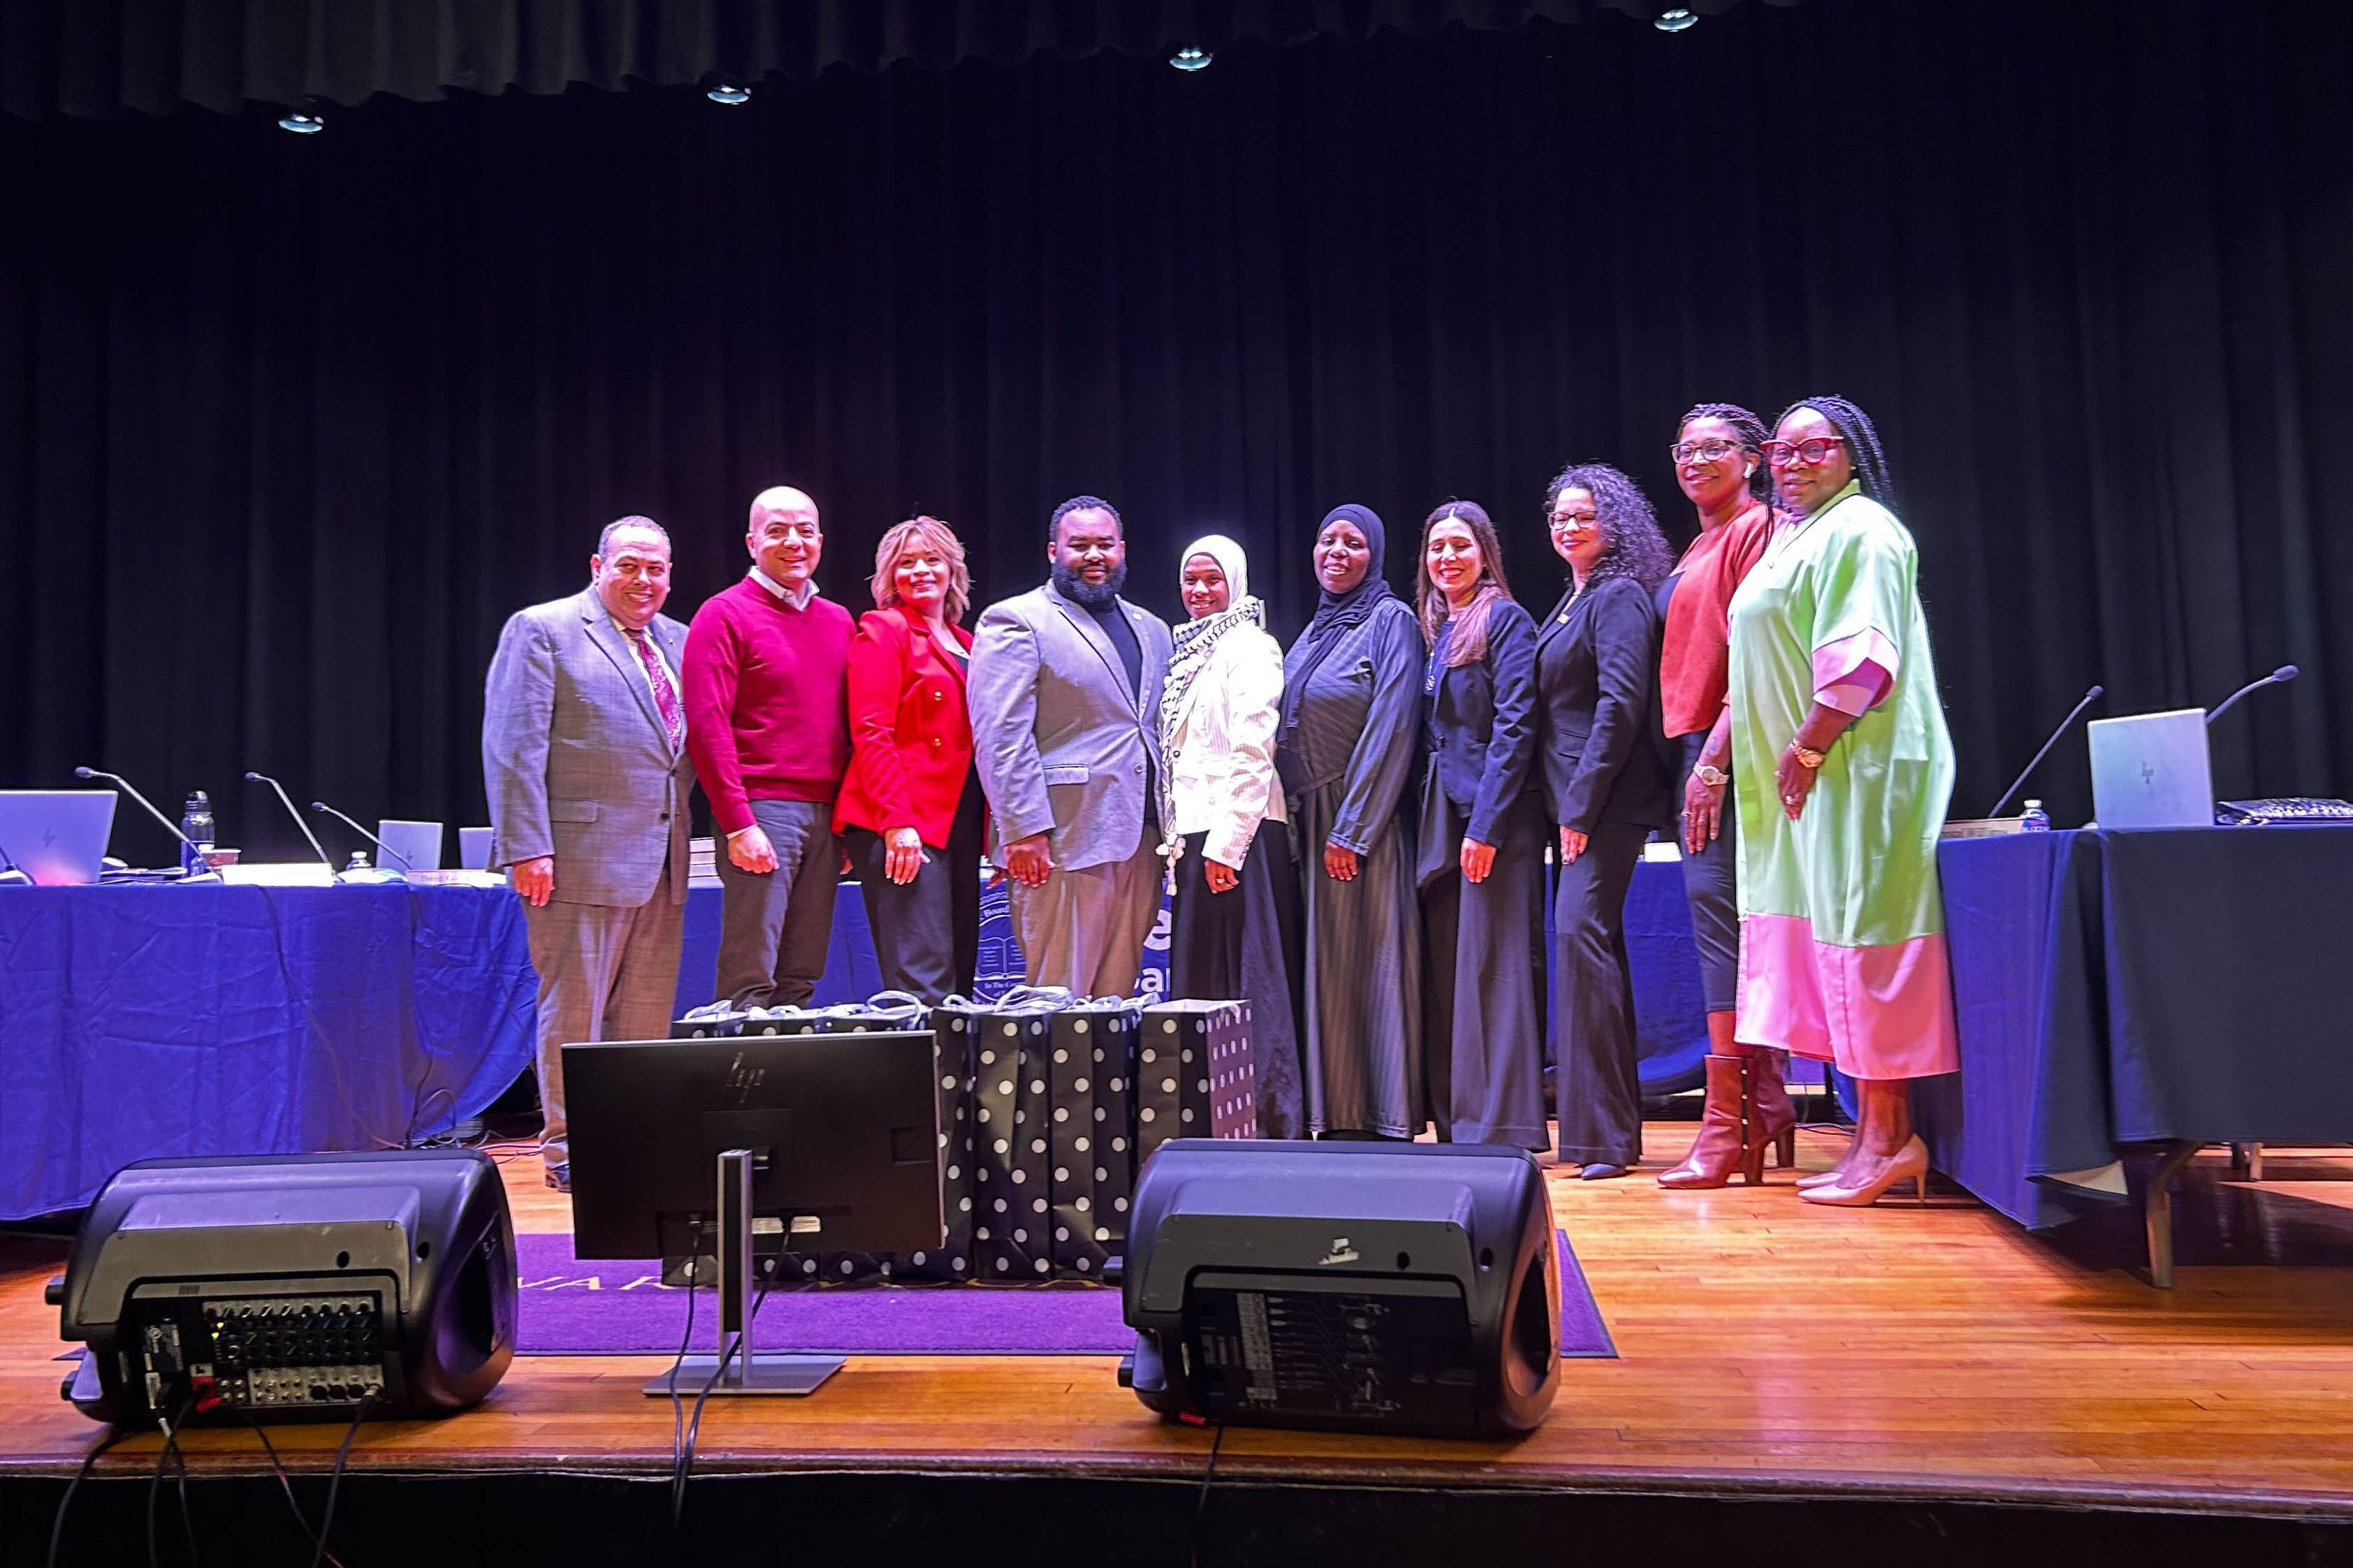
[1415, 500, 1546, 1148]
[1534, 465, 1674, 1178]
[1655, 404, 1800, 1189]
[1730, 394, 1958, 1206]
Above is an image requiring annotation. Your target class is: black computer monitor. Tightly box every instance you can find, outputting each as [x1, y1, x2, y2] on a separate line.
[564, 1030, 943, 1264]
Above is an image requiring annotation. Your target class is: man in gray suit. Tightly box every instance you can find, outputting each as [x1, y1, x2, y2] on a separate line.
[483, 515, 694, 1190]
[969, 495, 1174, 997]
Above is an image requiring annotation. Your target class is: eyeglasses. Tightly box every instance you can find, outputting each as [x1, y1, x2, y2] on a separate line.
[1669, 438, 1742, 465]
[1762, 436, 1846, 467]
[1549, 511, 1600, 534]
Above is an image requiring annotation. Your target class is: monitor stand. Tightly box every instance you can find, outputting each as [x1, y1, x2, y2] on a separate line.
[642, 1147, 844, 1398]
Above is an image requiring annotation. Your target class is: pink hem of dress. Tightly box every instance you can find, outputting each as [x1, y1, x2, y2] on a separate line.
[1735, 913, 1960, 1080]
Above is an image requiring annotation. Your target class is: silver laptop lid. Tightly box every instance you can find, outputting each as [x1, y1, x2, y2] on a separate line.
[376, 819, 444, 873]
[2088, 709, 2213, 829]
[0, 790, 119, 884]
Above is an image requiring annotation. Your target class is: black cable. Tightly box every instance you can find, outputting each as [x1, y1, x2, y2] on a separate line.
[163, 1402, 201, 1568]
[49, 1422, 126, 1568]
[145, 1401, 179, 1568]
[1187, 1422, 1226, 1568]
[308, 1396, 371, 1568]
[663, 1256, 701, 1524]
[231, 1409, 346, 1568]
[671, 1271, 774, 1528]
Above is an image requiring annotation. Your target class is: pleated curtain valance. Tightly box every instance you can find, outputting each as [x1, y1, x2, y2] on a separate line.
[0, 0, 1797, 120]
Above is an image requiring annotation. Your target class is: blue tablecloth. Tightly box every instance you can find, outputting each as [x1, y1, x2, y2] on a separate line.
[0, 854, 1842, 1224]
[0, 884, 536, 1220]
[1921, 825, 2353, 1229]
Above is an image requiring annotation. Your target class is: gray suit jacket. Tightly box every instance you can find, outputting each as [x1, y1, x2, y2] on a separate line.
[968, 582, 1173, 872]
[482, 587, 694, 907]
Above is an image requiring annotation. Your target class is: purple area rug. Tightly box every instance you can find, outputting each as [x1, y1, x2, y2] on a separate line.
[513, 1230, 1615, 1358]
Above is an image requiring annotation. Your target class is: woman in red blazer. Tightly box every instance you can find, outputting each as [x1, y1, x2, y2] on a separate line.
[835, 517, 984, 1002]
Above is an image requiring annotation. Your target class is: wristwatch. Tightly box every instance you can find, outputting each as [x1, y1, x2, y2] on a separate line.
[1790, 744, 1827, 770]
[1693, 763, 1728, 789]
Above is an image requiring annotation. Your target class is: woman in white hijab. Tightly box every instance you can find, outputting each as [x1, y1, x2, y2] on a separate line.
[1158, 534, 1305, 1138]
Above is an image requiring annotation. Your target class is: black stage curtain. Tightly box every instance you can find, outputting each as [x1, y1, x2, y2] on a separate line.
[3, 0, 2350, 863]
[0, 0, 1790, 120]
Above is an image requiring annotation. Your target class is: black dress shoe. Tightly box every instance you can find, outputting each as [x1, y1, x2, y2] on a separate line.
[543, 1162, 571, 1192]
[1578, 1162, 1630, 1181]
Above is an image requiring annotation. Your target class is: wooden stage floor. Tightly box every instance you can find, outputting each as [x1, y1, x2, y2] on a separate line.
[10, 1124, 2353, 1527]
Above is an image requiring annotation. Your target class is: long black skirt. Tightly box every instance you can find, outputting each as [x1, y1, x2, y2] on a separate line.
[1166, 819, 1306, 1138]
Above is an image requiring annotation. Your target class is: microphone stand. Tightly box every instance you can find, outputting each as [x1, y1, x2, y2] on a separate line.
[2206, 665, 2299, 727]
[0, 837, 31, 886]
[244, 772, 337, 873]
[309, 801, 410, 883]
[1987, 684, 2104, 819]
[74, 766, 219, 881]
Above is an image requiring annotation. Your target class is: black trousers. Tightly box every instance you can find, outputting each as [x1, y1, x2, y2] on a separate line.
[1167, 819, 1306, 1138]
[843, 770, 984, 1004]
[1552, 819, 1649, 1167]
[1420, 791, 1550, 1150]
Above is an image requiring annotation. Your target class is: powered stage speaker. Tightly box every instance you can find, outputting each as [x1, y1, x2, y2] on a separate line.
[52, 1148, 517, 1426]
[1118, 1139, 1559, 1437]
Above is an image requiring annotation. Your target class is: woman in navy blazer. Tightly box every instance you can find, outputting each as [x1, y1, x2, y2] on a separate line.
[1536, 465, 1675, 1178]
[1415, 501, 1547, 1148]
[835, 517, 983, 1002]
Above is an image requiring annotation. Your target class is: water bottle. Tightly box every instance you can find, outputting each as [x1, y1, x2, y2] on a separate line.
[180, 790, 215, 874]
[2020, 798, 2051, 833]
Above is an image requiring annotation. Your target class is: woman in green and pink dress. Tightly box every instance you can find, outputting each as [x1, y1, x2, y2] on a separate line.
[1727, 394, 1958, 1208]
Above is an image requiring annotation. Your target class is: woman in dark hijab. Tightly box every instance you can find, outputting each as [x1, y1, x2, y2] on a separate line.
[1278, 504, 1427, 1138]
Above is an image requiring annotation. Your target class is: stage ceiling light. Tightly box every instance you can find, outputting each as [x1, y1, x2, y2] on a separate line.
[277, 109, 324, 133]
[706, 82, 752, 105]
[1654, 8, 1699, 30]
[1170, 45, 1212, 72]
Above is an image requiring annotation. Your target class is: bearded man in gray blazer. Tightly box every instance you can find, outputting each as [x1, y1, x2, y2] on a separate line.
[483, 515, 694, 1189]
[968, 495, 1173, 998]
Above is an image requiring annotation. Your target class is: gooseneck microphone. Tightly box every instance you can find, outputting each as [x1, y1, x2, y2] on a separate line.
[1987, 684, 2104, 819]
[309, 800, 412, 870]
[2206, 664, 2299, 727]
[245, 772, 335, 870]
[75, 766, 205, 866]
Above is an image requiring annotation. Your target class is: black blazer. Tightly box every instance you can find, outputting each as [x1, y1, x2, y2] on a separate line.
[1534, 576, 1671, 834]
[1422, 598, 1540, 847]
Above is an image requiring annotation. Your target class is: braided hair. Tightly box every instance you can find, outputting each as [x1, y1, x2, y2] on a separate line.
[1543, 463, 1675, 594]
[1677, 402, 1772, 501]
[1779, 393, 1896, 510]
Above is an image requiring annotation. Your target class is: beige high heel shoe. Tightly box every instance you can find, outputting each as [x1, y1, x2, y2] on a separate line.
[1798, 1135, 1928, 1207]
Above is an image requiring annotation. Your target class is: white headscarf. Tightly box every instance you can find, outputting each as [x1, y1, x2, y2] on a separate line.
[1158, 534, 1267, 865]
[1181, 534, 1249, 604]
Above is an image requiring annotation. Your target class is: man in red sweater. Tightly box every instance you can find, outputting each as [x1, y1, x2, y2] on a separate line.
[683, 485, 856, 1010]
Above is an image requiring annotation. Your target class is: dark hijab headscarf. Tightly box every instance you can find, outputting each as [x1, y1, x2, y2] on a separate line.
[1280, 503, 1395, 740]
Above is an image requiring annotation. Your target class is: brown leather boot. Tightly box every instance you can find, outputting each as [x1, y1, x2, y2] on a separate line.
[1749, 1049, 1799, 1170]
[1658, 1055, 1762, 1189]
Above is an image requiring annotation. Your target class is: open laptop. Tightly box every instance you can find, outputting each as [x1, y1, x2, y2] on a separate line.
[2087, 709, 2213, 829]
[377, 819, 444, 874]
[0, 790, 119, 884]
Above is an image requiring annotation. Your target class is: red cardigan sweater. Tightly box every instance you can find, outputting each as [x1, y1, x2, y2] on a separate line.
[832, 604, 976, 848]
[682, 577, 854, 834]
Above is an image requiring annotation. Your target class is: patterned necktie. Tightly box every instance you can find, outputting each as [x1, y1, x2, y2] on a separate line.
[624, 626, 685, 750]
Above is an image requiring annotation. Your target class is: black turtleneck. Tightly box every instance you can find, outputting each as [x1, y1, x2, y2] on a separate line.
[1081, 597, 1144, 699]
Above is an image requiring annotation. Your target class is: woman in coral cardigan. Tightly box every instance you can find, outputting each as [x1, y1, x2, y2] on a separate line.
[834, 516, 983, 1002]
